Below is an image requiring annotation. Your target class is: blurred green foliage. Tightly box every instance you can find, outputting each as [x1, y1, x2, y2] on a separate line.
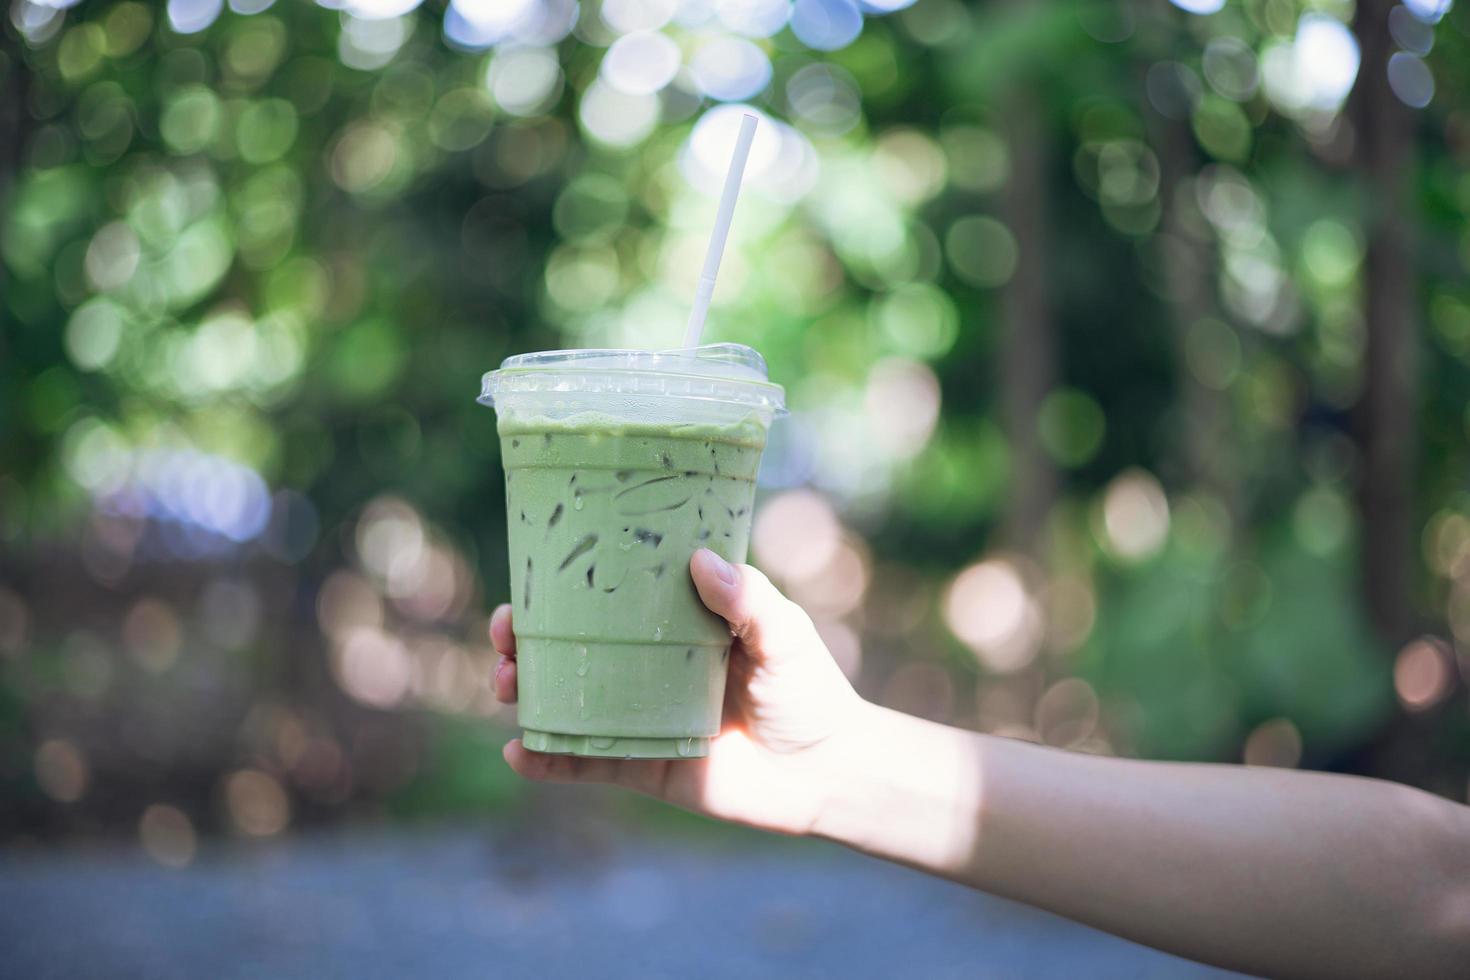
[3, 0, 1470, 844]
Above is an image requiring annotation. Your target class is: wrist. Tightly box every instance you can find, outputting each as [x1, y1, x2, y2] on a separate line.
[805, 701, 989, 879]
[801, 696, 885, 841]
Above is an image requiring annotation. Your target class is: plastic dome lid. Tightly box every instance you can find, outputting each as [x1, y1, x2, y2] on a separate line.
[479, 342, 786, 416]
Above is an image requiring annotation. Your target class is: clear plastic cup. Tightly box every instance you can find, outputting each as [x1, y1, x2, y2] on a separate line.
[479, 344, 785, 759]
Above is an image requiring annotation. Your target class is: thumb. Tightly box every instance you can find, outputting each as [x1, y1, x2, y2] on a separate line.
[690, 549, 822, 664]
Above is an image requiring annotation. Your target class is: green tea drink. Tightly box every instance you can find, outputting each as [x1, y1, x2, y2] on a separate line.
[500, 417, 763, 757]
[479, 345, 785, 759]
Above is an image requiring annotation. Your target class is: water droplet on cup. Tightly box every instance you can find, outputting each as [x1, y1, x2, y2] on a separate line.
[576, 662, 590, 677]
[590, 736, 616, 750]
[676, 738, 695, 757]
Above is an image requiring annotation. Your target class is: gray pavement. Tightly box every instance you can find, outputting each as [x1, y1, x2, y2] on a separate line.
[0, 826, 1248, 979]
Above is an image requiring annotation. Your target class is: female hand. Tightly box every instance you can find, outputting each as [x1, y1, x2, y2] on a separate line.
[492, 548, 866, 835]
[495, 554, 1470, 980]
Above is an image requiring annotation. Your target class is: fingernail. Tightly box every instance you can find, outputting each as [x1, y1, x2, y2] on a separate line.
[703, 550, 736, 586]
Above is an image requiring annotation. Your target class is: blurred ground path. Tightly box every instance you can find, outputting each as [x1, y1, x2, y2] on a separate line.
[0, 826, 1247, 979]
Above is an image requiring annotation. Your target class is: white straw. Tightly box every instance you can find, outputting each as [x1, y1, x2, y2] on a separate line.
[682, 113, 758, 350]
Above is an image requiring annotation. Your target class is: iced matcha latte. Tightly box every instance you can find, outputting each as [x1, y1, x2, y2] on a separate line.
[479, 345, 784, 759]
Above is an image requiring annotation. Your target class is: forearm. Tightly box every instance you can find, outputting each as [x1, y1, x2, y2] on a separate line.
[812, 701, 1470, 980]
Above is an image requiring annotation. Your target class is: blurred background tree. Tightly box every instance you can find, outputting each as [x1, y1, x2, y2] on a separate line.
[2, 0, 1469, 854]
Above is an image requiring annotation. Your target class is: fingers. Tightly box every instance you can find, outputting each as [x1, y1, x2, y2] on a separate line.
[690, 549, 823, 665]
[494, 657, 517, 703]
[502, 739, 677, 798]
[490, 604, 518, 702]
[489, 604, 516, 658]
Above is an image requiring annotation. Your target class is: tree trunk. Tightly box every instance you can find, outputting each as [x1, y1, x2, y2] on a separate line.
[1146, 105, 1239, 518]
[997, 87, 1057, 555]
[1352, 0, 1420, 647]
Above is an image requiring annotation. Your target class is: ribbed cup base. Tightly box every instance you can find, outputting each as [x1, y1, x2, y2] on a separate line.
[521, 728, 711, 759]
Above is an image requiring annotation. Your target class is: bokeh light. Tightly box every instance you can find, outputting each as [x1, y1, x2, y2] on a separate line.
[1243, 718, 1303, 768]
[690, 37, 772, 102]
[139, 804, 197, 868]
[873, 129, 947, 205]
[318, 571, 385, 639]
[1099, 469, 1170, 562]
[945, 215, 1017, 289]
[334, 627, 413, 708]
[787, 534, 871, 617]
[1388, 5, 1436, 55]
[713, 0, 788, 36]
[224, 769, 292, 836]
[863, 357, 941, 460]
[35, 740, 89, 803]
[1394, 638, 1456, 711]
[1424, 510, 1470, 579]
[123, 598, 184, 672]
[487, 46, 563, 116]
[1167, 0, 1225, 15]
[786, 63, 863, 137]
[601, 30, 681, 96]
[942, 125, 1009, 194]
[1387, 51, 1435, 109]
[1402, 0, 1452, 22]
[443, 0, 549, 48]
[332, 122, 401, 192]
[686, 104, 781, 184]
[1293, 486, 1353, 556]
[338, 13, 414, 70]
[1043, 573, 1096, 654]
[168, 0, 224, 34]
[1261, 15, 1360, 114]
[1038, 389, 1106, 468]
[872, 284, 959, 359]
[64, 299, 126, 371]
[944, 558, 1043, 674]
[578, 79, 661, 149]
[602, 0, 677, 34]
[1035, 678, 1100, 748]
[344, 0, 424, 18]
[1202, 37, 1259, 103]
[790, 0, 863, 51]
[356, 497, 424, 595]
[753, 490, 842, 583]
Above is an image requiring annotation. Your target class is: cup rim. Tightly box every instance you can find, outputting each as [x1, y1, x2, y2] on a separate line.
[479, 342, 786, 414]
